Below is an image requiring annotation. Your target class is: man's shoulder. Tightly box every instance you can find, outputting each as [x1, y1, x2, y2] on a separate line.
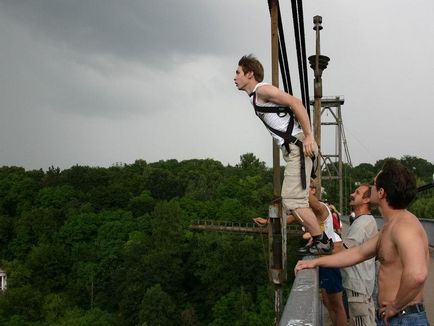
[256, 83, 289, 98]
[387, 212, 427, 245]
[346, 215, 377, 244]
[254, 83, 272, 93]
[392, 213, 424, 231]
[354, 214, 377, 227]
[358, 213, 375, 220]
[362, 214, 377, 225]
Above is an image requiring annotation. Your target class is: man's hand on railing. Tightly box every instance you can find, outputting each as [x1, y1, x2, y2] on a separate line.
[294, 259, 317, 274]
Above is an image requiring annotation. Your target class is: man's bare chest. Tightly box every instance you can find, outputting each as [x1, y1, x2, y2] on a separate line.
[376, 229, 399, 266]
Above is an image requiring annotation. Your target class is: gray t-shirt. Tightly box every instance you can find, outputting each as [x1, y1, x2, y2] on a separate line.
[341, 214, 378, 295]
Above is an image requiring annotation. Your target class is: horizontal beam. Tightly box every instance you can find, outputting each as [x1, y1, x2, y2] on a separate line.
[190, 220, 303, 235]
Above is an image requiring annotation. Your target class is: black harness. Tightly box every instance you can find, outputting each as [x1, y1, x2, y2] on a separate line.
[250, 91, 314, 189]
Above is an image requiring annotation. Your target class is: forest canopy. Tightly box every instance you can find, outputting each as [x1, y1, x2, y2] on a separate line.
[0, 154, 432, 325]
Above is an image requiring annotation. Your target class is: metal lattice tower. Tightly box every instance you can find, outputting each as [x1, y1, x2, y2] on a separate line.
[309, 95, 352, 214]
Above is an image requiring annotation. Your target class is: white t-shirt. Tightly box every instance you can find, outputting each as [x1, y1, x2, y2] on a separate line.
[250, 83, 302, 146]
[320, 202, 342, 243]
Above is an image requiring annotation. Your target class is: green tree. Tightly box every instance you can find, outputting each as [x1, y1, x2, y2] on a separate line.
[411, 196, 433, 219]
[0, 169, 40, 216]
[36, 185, 77, 209]
[400, 155, 434, 183]
[26, 243, 70, 293]
[178, 159, 225, 201]
[9, 208, 65, 259]
[209, 286, 273, 326]
[117, 202, 185, 325]
[237, 153, 267, 175]
[138, 284, 178, 326]
[42, 293, 71, 324]
[42, 166, 62, 187]
[128, 191, 156, 217]
[191, 234, 266, 310]
[145, 168, 184, 200]
[93, 211, 136, 310]
[0, 215, 14, 260]
[0, 285, 43, 321]
[56, 307, 116, 326]
[350, 163, 376, 184]
[60, 165, 109, 193]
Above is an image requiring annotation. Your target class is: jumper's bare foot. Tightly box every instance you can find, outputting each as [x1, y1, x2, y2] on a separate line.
[253, 217, 268, 226]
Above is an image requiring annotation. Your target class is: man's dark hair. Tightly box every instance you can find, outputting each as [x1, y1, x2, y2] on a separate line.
[375, 159, 417, 209]
[361, 184, 371, 199]
[238, 54, 264, 82]
[360, 184, 372, 210]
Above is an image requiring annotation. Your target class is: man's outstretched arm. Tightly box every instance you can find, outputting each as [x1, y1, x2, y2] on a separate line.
[294, 233, 379, 274]
[256, 85, 316, 157]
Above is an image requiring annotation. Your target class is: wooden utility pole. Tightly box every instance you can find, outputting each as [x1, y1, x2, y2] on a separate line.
[269, 1, 285, 324]
[308, 16, 329, 199]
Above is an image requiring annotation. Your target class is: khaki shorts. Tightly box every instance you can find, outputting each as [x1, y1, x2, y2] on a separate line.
[346, 290, 376, 326]
[281, 133, 317, 213]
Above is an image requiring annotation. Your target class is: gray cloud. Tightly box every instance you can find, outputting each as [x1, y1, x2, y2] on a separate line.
[0, 1, 266, 65]
[0, 0, 433, 170]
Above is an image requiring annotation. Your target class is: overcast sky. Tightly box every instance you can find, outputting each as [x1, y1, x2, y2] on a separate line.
[1, 0, 433, 171]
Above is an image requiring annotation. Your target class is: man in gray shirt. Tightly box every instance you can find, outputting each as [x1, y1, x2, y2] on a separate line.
[342, 184, 378, 326]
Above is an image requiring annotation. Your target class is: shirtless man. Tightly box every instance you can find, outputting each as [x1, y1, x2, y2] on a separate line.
[294, 159, 430, 325]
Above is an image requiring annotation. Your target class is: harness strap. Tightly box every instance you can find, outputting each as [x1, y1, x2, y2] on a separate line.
[250, 91, 314, 189]
[250, 92, 294, 143]
[286, 137, 316, 189]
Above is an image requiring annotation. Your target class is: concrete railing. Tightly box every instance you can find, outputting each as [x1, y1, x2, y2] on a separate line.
[420, 219, 434, 247]
[343, 215, 434, 247]
[279, 256, 322, 326]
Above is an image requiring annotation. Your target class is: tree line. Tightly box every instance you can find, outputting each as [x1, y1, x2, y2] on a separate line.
[0, 154, 432, 325]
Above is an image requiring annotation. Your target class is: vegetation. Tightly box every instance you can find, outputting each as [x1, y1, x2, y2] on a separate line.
[0, 154, 432, 325]
[322, 155, 434, 216]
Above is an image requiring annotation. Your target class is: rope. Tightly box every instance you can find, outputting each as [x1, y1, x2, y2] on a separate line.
[267, 0, 293, 95]
[277, 1, 293, 94]
[297, 0, 311, 118]
[290, 0, 310, 118]
[268, 0, 311, 121]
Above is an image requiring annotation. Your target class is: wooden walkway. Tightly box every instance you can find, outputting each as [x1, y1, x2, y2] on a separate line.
[190, 220, 303, 235]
